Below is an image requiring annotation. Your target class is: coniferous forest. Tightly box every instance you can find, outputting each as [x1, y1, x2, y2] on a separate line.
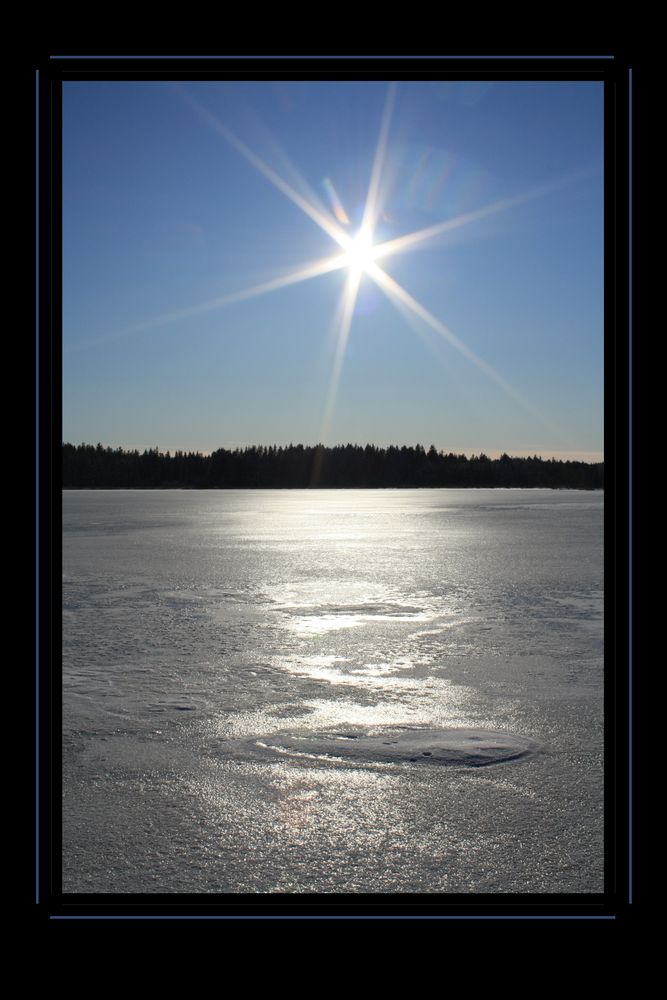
[62, 442, 604, 490]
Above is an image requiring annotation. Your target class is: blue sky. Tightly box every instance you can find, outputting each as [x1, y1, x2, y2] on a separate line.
[63, 79, 604, 460]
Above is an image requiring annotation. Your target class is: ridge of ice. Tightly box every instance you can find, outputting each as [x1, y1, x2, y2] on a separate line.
[236, 727, 541, 768]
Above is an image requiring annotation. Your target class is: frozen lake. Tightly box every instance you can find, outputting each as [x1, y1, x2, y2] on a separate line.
[62, 488, 604, 893]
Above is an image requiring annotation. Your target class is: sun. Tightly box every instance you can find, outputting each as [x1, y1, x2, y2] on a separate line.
[122, 83, 554, 444]
[342, 228, 382, 275]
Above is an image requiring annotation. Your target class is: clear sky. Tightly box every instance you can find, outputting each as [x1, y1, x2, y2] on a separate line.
[63, 79, 604, 461]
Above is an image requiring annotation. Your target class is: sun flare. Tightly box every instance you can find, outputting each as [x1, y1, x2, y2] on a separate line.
[342, 228, 381, 275]
[110, 83, 560, 445]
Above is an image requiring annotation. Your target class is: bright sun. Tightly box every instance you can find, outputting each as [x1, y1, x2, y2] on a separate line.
[343, 228, 380, 275]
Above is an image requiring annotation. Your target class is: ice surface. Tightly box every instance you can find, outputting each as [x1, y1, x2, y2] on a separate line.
[62, 489, 603, 893]
[236, 727, 541, 767]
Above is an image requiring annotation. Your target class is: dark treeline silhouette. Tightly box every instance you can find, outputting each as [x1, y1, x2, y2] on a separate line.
[63, 442, 604, 490]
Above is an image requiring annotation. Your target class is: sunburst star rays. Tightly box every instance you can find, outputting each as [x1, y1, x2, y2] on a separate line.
[69, 253, 350, 351]
[75, 83, 585, 450]
[319, 268, 363, 444]
[366, 262, 564, 438]
[360, 83, 397, 241]
[372, 163, 601, 261]
[172, 83, 350, 251]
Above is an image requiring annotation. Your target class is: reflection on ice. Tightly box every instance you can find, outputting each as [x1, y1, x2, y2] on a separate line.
[303, 696, 435, 728]
[279, 653, 414, 682]
[63, 488, 603, 893]
[204, 669, 476, 744]
[289, 613, 366, 634]
[287, 609, 431, 635]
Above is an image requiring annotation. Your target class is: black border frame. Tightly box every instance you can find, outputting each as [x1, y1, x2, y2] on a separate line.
[35, 51, 632, 925]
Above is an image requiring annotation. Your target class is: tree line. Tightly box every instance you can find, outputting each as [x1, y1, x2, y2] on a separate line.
[62, 442, 604, 490]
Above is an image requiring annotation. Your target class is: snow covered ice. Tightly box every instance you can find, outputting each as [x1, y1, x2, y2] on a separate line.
[63, 488, 603, 893]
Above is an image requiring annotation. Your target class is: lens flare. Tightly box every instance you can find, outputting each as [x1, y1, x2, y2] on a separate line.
[341, 229, 382, 276]
[82, 81, 582, 449]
